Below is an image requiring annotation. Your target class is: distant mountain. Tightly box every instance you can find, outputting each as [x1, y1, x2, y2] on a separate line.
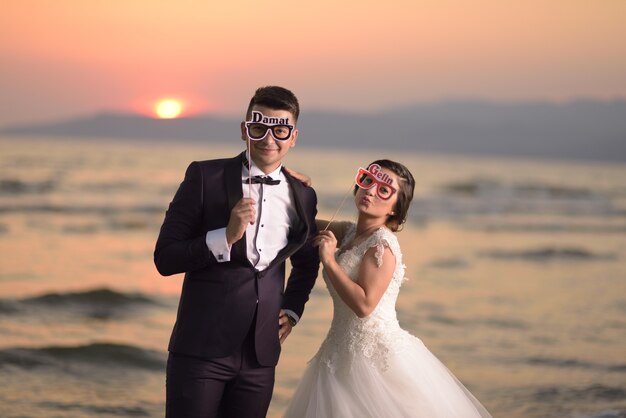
[0, 112, 239, 142]
[2, 100, 625, 162]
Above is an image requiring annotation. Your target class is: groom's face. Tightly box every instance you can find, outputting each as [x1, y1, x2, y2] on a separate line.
[241, 105, 298, 174]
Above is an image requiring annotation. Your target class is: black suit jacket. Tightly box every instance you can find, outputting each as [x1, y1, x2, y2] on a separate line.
[154, 153, 319, 366]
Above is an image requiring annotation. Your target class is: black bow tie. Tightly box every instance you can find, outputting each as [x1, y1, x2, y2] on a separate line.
[243, 175, 281, 186]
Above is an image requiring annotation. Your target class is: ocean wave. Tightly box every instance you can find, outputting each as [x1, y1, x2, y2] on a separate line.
[23, 287, 159, 307]
[426, 314, 528, 330]
[58, 219, 159, 234]
[76, 180, 142, 192]
[479, 247, 617, 262]
[38, 401, 152, 417]
[0, 178, 56, 194]
[405, 177, 626, 221]
[478, 318, 528, 329]
[573, 410, 626, 418]
[0, 342, 166, 371]
[0, 204, 165, 215]
[533, 384, 626, 403]
[413, 197, 625, 221]
[427, 314, 462, 326]
[441, 178, 602, 199]
[22, 217, 161, 234]
[527, 357, 626, 373]
[0, 288, 164, 319]
[0, 300, 19, 314]
[425, 257, 470, 269]
[460, 221, 626, 234]
[615, 300, 626, 313]
[321, 184, 626, 222]
[0, 272, 40, 283]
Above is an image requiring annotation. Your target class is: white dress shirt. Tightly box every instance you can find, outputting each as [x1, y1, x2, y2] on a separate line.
[205, 153, 300, 322]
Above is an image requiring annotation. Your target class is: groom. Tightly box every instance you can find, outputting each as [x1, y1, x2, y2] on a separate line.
[154, 86, 320, 417]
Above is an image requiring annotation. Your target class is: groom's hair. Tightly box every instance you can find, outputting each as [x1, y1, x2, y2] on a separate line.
[355, 159, 415, 232]
[246, 86, 300, 123]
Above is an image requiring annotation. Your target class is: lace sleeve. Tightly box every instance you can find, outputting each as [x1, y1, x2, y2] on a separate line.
[373, 239, 391, 268]
[366, 228, 400, 268]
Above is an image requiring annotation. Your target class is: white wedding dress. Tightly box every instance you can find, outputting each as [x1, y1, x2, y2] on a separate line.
[284, 224, 492, 418]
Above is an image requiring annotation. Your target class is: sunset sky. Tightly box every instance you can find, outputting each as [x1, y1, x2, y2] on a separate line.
[1, 0, 625, 126]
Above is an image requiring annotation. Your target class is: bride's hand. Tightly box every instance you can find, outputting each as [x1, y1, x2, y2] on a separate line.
[313, 230, 337, 264]
[284, 166, 312, 187]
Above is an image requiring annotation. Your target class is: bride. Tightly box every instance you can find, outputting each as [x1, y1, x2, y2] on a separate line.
[284, 160, 492, 417]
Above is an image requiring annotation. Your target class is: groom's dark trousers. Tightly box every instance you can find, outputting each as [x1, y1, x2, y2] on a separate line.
[165, 313, 274, 417]
[155, 154, 319, 417]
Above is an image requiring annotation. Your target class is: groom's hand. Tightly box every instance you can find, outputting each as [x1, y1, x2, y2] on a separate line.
[226, 198, 256, 245]
[278, 309, 293, 344]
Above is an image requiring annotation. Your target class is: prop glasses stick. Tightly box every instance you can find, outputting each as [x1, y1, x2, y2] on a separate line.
[246, 137, 252, 197]
[323, 183, 355, 231]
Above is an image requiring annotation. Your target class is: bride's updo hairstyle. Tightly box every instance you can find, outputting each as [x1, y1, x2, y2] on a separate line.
[355, 159, 415, 232]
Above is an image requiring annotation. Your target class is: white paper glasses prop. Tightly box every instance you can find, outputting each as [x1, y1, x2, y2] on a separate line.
[245, 111, 294, 141]
[244, 110, 295, 196]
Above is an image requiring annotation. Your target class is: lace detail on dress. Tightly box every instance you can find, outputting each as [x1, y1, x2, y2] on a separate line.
[314, 223, 412, 373]
[373, 239, 387, 268]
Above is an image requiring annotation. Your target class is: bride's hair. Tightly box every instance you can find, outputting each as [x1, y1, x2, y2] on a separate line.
[355, 159, 415, 232]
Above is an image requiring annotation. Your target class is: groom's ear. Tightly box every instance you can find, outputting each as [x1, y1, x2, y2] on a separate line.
[240, 122, 247, 141]
[289, 128, 298, 148]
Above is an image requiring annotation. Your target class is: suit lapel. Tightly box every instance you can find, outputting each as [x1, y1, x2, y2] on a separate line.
[225, 153, 250, 266]
[284, 170, 309, 235]
[267, 169, 309, 270]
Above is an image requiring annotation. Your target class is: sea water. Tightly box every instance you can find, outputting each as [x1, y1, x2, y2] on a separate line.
[1, 136, 625, 417]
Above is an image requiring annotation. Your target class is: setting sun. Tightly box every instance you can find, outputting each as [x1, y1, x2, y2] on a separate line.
[155, 99, 183, 119]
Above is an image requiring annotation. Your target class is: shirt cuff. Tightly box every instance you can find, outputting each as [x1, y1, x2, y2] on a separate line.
[283, 309, 300, 325]
[205, 228, 231, 263]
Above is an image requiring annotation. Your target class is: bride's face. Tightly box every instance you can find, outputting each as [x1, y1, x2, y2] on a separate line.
[354, 167, 400, 221]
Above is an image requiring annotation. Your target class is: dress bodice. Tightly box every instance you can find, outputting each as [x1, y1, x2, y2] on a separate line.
[316, 223, 411, 373]
[287, 223, 494, 417]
